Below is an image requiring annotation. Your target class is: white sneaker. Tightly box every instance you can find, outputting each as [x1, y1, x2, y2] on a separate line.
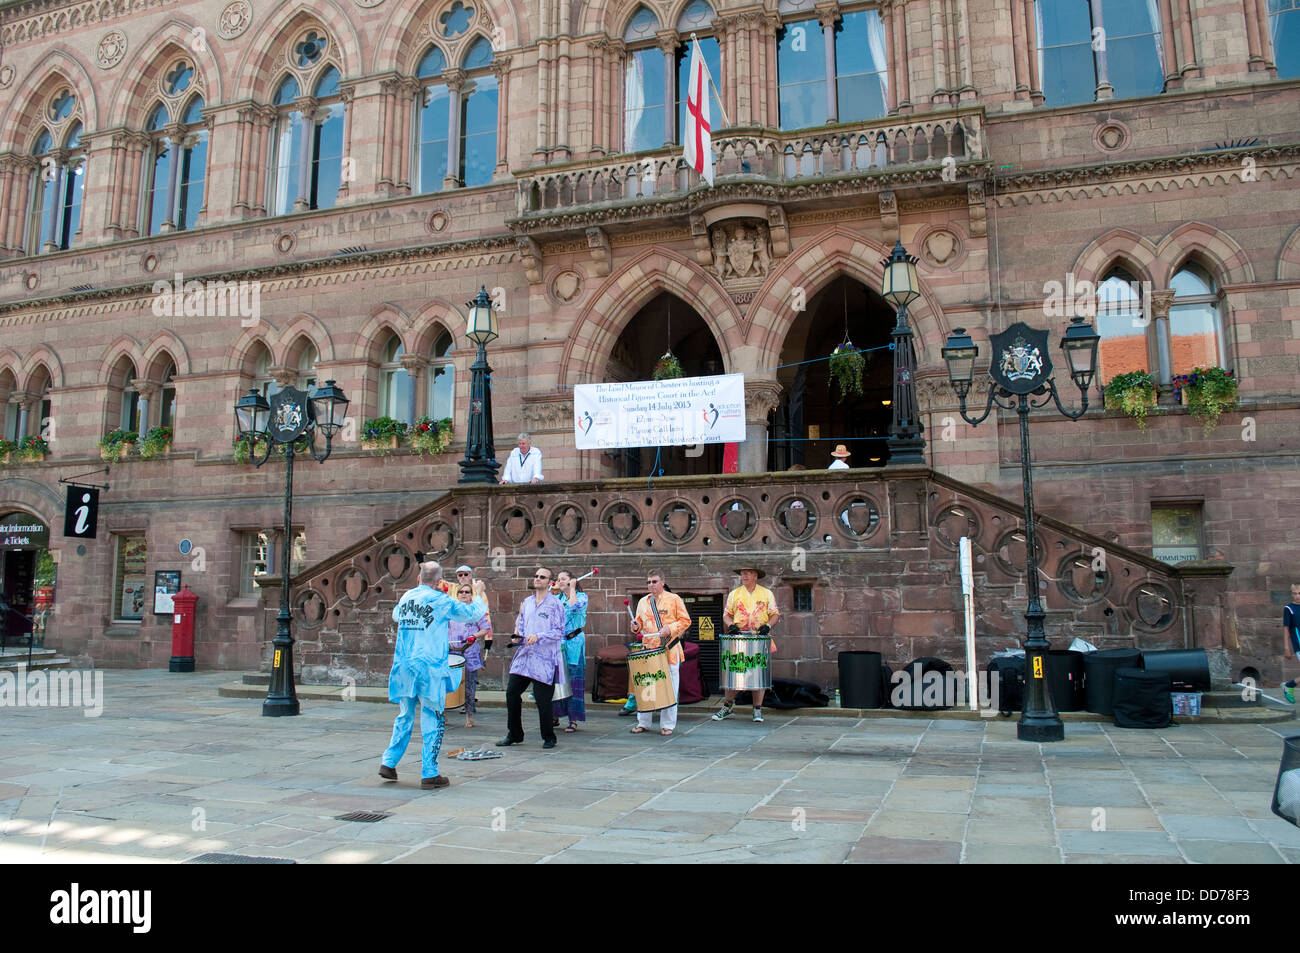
[712, 703, 735, 721]
[752, 708, 764, 723]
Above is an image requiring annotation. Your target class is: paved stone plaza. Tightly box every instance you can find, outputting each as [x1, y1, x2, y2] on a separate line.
[2, 671, 1299, 864]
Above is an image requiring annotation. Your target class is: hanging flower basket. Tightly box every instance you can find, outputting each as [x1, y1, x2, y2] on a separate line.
[233, 434, 269, 464]
[99, 428, 138, 461]
[651, 351, 683, 381]
[410, 416, 454, 456]
[139, 425, 173, 460]
[1103, 371, 1157, 429]
[1172, 366, 1237, 435]
[828, 342, 866, 402]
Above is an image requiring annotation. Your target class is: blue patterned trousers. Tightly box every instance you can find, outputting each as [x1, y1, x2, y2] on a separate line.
[382, 696, 446, 779]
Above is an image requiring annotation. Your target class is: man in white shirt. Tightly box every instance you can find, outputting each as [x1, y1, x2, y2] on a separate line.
[500, 433, 544, 484]
[828, 444, 851, 470]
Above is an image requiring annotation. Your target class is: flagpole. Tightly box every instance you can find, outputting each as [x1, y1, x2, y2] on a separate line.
[689, 32, 732, 128]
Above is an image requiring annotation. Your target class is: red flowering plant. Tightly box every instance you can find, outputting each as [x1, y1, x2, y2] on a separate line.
[410, 415, 454, 456]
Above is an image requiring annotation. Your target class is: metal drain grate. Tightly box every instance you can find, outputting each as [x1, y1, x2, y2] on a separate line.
[335, 811, 391, 823]
[185, 853, 295, 864]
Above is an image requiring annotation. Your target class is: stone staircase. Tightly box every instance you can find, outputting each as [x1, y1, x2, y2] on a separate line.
[0, 646, 73, 672]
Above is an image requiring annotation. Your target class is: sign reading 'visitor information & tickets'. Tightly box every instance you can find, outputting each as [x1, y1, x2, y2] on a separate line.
[573, 374, 746, 450]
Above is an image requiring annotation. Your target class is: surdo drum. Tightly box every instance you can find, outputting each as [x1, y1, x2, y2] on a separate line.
[627, 645, 675, 712]
[445, 654, 467, 709]
[719, 634, 772, 692]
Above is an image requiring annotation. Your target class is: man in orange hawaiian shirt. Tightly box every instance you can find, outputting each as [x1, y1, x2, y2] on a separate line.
[629, 569, 691, 736]
[714, 565, 779, 723]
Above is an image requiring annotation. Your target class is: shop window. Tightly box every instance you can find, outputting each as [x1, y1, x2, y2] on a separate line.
[1152, 504, 1203, 564]
[112, 535, 148, 621]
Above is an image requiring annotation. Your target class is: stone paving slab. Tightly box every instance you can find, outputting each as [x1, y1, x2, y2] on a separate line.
[1, 671, 1299, 864]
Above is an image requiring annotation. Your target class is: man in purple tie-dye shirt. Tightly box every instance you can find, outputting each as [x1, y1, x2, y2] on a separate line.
[499, 566, 565, 749]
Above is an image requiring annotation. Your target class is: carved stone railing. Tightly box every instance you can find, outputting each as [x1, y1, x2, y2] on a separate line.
[513, 107, 987, 217]
[263, 466, 1233, 689]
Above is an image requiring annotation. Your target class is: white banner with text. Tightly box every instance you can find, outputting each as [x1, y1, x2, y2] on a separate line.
[573, 374, 746, 449]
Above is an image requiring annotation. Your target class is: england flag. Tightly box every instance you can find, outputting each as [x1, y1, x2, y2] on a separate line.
[682, 39, 715, 186]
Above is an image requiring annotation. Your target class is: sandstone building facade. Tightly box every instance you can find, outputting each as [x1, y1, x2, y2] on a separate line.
[0, 0, 1296, 691]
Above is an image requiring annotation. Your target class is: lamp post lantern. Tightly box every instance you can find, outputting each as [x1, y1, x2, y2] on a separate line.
[458, 285, 501, 484]
[880, 240, 926, 464]
[941, 316, 1100, 742]
[234, 379, 349, 717]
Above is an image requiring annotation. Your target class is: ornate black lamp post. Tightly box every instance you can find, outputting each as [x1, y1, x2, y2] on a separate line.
[458, 286, 501, 484]
[880, 240, 926, 464]
[234, 379, 349, 717]
[941, 317, 1100, 741]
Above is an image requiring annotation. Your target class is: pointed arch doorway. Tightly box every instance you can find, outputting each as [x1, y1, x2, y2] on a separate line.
[770, 275, 896, 471]
[603, 292, 726, 478]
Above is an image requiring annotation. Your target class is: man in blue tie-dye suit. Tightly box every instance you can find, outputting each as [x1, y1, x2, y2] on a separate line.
[379, 561, 487, 789]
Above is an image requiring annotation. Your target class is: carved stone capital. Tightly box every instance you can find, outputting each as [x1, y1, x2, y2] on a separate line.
[815, 1, 841, 30]
[132, 379, 162, 400]
[744, 379, 783, 419]
[689, 212, 713, 266]
[1149, 289, 1176, 320]
[586, 227, 612, 277]
[655, 29, 681, 56]
[441, 69, 468, 94]
[517, 235, 542, 284]
[396, 76, 422, 97]
[489, 56, 512, 80]
[397, 354, 430, 376]
[268, 365, 298, 388]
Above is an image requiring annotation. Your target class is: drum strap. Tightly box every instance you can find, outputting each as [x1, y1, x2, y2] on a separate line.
[648, 597, 682, 652]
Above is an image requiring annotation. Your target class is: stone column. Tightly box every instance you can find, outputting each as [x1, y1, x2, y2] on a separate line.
[491, 57, 513, 178]
[249, 107, 277, 216]
[443, 70, 466, 189]
[378, 78, 400, 191]
[132, 381, 161, 437]
[399, 354, 430, 423]
[816, 3, 839, 123]
[11, 392, 30, 439]
[292, 97, 318, 211]
[742, 379, 782, 474]
[587, 39, 609, 155]
[335, 85, 356, 204]
[162, 125, 186, 231]
[656, 30, 680, 146]
[1088, 0, 1113, 100]
[1149, 289, 1176, 394]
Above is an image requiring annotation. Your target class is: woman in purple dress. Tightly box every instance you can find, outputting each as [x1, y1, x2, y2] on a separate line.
[448, 580, 492, 728]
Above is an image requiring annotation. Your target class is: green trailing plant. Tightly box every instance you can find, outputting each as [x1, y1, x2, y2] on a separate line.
[1173, 366, 1237, 435]
[99, 428, 138, 460]
[828, 342, 866, 402]
[233, 433, 269, 464]
[651, 351, 683, 381]
[139, 425, 173, 459]
[16, 435, 50, 461]
[410, 415, 454, 456]
[1103, 370, 1157, 429]
[362, 416, 408, 454]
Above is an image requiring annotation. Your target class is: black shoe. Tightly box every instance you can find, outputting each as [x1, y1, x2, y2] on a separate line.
[421, 775, 449, 789]
[378, 764, 397, 781]
[497, 736, 522, 746]
[542, 739, 557, 749]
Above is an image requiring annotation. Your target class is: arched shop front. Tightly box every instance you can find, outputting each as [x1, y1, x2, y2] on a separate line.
[0, 511, 56, 649]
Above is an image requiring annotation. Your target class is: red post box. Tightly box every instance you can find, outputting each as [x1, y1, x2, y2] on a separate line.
[170, 585, 198, 672]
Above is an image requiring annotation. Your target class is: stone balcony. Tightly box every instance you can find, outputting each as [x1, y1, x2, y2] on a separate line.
[508, 106, 988, 242]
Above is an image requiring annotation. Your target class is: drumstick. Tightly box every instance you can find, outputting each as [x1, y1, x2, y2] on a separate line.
[573, 568, 599, 583]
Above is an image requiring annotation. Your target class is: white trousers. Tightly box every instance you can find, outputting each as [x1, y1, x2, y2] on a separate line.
[637, 661, 680, 731]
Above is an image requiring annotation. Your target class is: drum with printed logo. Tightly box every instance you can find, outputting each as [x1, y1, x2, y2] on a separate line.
[445, 654, 467, 709]
[719, 634, 772, 691]
[627, 645, 675, 712]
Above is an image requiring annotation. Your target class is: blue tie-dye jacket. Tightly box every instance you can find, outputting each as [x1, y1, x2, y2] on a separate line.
[389, 584, 486, 709]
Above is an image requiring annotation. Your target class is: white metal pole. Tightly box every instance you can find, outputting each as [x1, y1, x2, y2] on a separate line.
[960, 536, 977, 711]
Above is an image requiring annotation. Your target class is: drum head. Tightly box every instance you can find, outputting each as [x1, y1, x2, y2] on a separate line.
[449, 654, 465, 668]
